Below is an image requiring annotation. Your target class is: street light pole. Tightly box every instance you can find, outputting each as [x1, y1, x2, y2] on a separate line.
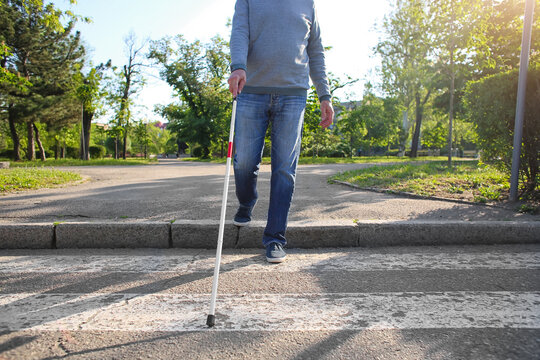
[509, 0, 535, 201]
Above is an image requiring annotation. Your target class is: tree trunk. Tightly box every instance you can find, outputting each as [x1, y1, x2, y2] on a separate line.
[448, 2, 456, 168]
[7, 104, 21, 161]
[400, 109, 409, 152]
[55, 138, 60, 160]
[80, 109, 93, 160]
[27, 122, 35, 161]
[122, 127, 128, 160]
[410, 93, 423, 158]
[448, 69, 455, 168]
[526, 142, 538, 193]
[114, 137, 119, 159]
[33, 123, 46, 161]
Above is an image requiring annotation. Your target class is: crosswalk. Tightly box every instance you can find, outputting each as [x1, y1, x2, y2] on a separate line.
[1, 246, 539, 333]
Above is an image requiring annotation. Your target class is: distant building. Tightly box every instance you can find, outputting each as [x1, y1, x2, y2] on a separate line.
[153, 121, 169, 130]
[94, 123, 109, 131]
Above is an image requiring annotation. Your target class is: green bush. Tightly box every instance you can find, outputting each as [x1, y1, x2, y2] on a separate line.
[464, 67, 539, 194]
[0, 149, 14, 158]
[65, 146, 79, 159]
[89, 145, 106, 159]
[192, 145, 203, 158]
[104, 137, 116, 154]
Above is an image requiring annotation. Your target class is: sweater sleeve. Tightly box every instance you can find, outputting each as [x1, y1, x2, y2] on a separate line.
[307, 4, 331, 102]
[230, 0, 249, 72]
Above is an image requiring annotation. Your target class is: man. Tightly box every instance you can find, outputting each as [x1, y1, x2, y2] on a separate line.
[228, 0, 334, 263]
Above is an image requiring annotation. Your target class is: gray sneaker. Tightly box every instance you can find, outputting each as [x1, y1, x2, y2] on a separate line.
[233, 206, 251, 227]
[266, 242, 286, 263]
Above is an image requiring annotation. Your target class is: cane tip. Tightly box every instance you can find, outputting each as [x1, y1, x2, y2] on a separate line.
[206, 315, 216, 327]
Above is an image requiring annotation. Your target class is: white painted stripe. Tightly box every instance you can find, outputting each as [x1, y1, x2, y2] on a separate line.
[0, 252, 538, 273]
[0, 292, 538, 331]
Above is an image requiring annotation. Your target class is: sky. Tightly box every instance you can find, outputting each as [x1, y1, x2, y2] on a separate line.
[52, 0, 392, 123]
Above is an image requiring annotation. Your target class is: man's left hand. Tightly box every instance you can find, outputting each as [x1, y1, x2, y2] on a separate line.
[319, 100, 334, 129]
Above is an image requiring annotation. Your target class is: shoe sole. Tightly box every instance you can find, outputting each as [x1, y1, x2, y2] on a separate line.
[266, 256, 286, 263]
[233, 220, 251, 227]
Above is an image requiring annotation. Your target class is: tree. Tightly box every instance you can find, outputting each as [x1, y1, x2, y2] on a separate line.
[149, 35, 230, 159]
[302, 74, 356, 157]
[0, 0, 85, 161]
[109, 32, 145, 159]
[375, 0, 437, 157]
[429, 0, 487, 166]
[422, 120, 447, 150]
[337, 106, 366, 157]
[477, 0, 540, 75]
[337, 90, 401, 157]
[464, 68, 540, 195]
[74, 61, 111, 160]
[132, 119, 151, 158]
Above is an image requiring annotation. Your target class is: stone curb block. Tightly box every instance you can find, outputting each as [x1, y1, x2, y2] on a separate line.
[237, 221, 358, 248]
[356, 220, 540, 247]
[56, 222, 169, 248]
[0, 223, 53, 249]
[171, 220, 238, 248]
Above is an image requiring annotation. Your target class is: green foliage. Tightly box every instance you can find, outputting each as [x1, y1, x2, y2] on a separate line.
[149, 35, 230, 159]
[1, 0, 86, 161]
[479, 0, 540, 75]
[131, 120, 152, 157]
[464, 67, 540, 194]
[74, 62, 110, 115]
[0, 167, 81, 193]
[334, 89, 401, 157]
[422, 121, 447, 150]
[89, 145, 105, 159]
[146, 122, 174, 155]
[375, 0, 437, 157]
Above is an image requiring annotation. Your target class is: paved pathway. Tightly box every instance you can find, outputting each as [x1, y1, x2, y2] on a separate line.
[1, 159, 537, 223]
[0, 245, 539, 359]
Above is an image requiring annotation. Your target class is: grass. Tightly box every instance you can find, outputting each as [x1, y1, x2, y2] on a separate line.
[1, 158, 158, 167]
[330, 161, 510, 203]
[178, 155, 469, 165]
[0, 168, 83, 194]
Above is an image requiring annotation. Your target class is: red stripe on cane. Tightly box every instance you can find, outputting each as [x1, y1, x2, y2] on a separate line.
[227, 142, 233, 158]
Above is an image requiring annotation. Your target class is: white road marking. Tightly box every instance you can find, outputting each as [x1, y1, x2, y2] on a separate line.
[0, 252, 538, 273]
[0, 292, 538, 332]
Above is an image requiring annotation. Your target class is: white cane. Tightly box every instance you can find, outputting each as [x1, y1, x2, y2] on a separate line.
[207, 97, 237, 327]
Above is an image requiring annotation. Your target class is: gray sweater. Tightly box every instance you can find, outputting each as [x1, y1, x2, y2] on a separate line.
[230, 0, 331, 101]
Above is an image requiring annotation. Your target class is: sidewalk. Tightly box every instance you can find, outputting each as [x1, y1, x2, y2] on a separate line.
[1, 159, 538, 248]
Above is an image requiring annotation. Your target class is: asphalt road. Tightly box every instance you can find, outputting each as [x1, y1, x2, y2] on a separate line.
[0, 244, 539, 359]
[1, 159, 537, 223]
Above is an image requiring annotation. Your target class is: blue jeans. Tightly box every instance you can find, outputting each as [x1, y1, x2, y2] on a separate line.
[233, 93, 306, 247]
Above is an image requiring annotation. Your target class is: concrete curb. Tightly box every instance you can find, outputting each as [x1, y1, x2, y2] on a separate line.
[0, 220, 538, 249]
[56, 222, 170, 248]
[0, 223, 53, 249]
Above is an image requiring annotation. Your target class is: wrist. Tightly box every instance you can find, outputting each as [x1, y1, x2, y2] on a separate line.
[319, 95, 332, 103]
[230, 64, 246, 72]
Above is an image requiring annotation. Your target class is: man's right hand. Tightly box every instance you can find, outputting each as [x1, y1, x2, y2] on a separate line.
[228, 69, 247, 98]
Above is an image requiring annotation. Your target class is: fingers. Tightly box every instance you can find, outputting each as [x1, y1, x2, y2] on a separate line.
[319, 100, 334, 129]
[228, 69, 247, 98]
[228, 76, 239, 97]
[238, 77, 246, 94]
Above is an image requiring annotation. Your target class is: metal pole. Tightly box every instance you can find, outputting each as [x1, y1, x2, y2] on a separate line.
[509, 0, 535, 201]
